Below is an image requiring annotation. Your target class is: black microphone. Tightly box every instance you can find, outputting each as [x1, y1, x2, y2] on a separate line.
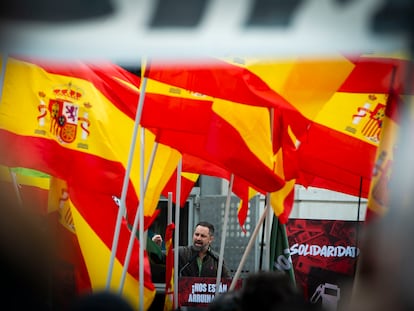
[179, 253, 198, 277]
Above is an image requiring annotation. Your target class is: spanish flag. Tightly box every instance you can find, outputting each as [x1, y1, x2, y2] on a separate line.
[0, 55, 164, 309]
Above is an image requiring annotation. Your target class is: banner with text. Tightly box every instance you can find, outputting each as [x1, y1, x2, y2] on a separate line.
[286, 219, 360, 311]
[178, 277, 243, 308]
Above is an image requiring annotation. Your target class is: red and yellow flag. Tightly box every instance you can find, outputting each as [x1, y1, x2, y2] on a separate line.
[234, 54, 399, 199]
[69, 186, 155, 310]
[140, 82, 285, 195]
[0, 56, 168, 308]
[366, 91, 401, 220]
[161, 170, 199, 208]
[144, 57, 293, 108]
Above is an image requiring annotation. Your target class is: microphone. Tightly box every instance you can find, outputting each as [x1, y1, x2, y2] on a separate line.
[179, 253, 198, 277]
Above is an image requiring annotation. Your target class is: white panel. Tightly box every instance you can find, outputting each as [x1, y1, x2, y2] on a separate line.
[0, 0, 406, 66]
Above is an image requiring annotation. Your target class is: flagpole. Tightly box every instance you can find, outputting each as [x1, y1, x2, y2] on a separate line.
[269, 213, 278, 271]
[106, 76, 148, 289]
[215, 174, 234, 296]
[230, 201, 270, 290]
[167, 192, 173, 225]
[263, 192, 272, 270]
[139, 126, 145, 311]
[173, 158, 182, 309]
[165, 191, 173, 310]
[263, 107, 276, 271]
[118, 127, 155, 294]
[282, 222, 296, 287]
[8, 168, 23, 208]
[119, 135, 159, 294]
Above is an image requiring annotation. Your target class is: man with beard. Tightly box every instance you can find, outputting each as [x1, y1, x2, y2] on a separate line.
[178, 221, 230, 278]
[151, 221, 230, 278]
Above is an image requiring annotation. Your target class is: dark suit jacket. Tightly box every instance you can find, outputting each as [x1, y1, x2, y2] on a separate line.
[178, 245, 230, 278]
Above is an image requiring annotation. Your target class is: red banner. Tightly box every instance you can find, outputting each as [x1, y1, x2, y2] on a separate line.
[178, 277, 243, 308]
[286, 219, 360, 311]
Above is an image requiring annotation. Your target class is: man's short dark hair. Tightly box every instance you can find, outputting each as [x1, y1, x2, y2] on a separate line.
[196, 221, 215, 236]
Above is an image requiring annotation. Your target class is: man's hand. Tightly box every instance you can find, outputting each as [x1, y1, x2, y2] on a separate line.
[152, 234, 163, 247]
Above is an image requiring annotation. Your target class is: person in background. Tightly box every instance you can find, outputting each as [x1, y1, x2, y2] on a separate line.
[151, 233, 163, 248]
[239, 270, 320, 311]
[152, 221, 230, 278]
[69, 291, 134, 311]
[208, 290, 242, 311]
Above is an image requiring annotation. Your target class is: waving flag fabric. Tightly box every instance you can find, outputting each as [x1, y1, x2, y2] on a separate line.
[0, 56, 159, 308]
[219, 55, 407, 222]
[144, 57, 294, 109]
[144, 58, 308, 225]
[10, 55, 182, 222]
[141, 78, 286, 227]
[144, 58, 308, 174]
[270, 121, 299, 224]
[366, 88, 401, 220]
[161, 170, 198, 208]
[69, 186, 155, 310]
[139, 84, 285, 194]
[144, 65, 296, 228]
[233, 55, 397, 199]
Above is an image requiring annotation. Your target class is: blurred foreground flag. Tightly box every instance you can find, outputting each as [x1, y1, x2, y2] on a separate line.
[366, 91, 401, 220]
[0, 55, 158, 308]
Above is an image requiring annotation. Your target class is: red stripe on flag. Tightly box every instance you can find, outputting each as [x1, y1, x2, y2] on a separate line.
[161, 170, 197, 208]
[338, 56, 408, 94]
[145, 58, 293, 109]
[141, 95, 285, 193]
[296, 123, 376, 198]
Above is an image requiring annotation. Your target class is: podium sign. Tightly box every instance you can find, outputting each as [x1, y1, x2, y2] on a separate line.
[178, 277, 243, 308]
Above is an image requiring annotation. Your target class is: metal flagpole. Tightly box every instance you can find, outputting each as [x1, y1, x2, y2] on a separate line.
[230, 201, 270, 290]
[263, 192, 273, 270]
[168, 192, 173, 225]
[8, 168, 23, 208]
[106, 76, 148, 288]
[173, 158, 182, 309]
[215, 174, 234, 296]
[263, 107, 275, 271]
[118, 140, 159, 292]
[138, 126, 145, 311]
[118, 130, 158, 294]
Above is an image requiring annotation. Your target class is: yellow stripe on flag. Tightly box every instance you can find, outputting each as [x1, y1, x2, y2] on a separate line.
[314, 92, 387, 145]
[222, 55, 355, 120]
[0, 58, 132, 162]
[182, 172, 199, 183]
[212, 98, 274, 170]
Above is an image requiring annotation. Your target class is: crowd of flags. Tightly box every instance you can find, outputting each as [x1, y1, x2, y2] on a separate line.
[0, 51, 409, 310]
